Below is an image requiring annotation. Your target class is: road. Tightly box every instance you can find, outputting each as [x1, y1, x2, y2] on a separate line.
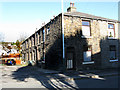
[1, 65, 119, 89]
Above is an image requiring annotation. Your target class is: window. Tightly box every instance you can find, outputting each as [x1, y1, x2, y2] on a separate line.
[109, 45, 116, 60]
[108, 24, 115, 38]
[36, 33, 40, 44]
[36, 33, 38, 44]
[32, 37, 34, 46]
[82, 21, 91, 36]
[26, 41, 28, 48]
[34, 36, 35, 45]
[31, 38, 32, 46]
[83, 45, 92, 62]
[82, 21, 90, 26]
[43, 29, 45, 42]
[39, 35, 41, 44]
[83, 45, 91, 51]
[29, 39, 31, 47]
[47, 27, 50, 35]
[39, 31, 41, 43]
[108, 24, 114, 29]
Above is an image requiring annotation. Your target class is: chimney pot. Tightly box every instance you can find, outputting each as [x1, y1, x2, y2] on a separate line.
[70, 2, 72, 7]
[70, 2, 74, 7]
[53, 16, 55, 18]
[73, 3, 74, 7]
[67, 2, 76, 12]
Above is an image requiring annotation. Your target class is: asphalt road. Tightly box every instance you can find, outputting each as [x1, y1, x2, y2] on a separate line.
[1, 66, 119, 89]
[74, 75, 119, 88]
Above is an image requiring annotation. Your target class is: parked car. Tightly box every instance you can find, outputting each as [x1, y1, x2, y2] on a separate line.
[6, 59, 16, 65]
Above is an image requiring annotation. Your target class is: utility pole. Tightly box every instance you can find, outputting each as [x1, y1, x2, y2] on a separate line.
[62, 0, 66, 72]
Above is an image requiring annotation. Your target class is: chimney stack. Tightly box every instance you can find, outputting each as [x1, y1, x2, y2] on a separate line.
[53, 15, 55, 18]
[67, 2, 76, 12]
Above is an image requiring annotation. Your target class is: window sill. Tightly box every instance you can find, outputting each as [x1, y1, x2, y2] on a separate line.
[82, 61, 94, 64]
[109, 59, 118, 62]
[37, 43, 41, 46]
[41, 41, 44, 44]
[42, 61, 45, 63]
[108, 37, 118, 40]
[46, 34, 50, 36]
[81, 36, 93, 39]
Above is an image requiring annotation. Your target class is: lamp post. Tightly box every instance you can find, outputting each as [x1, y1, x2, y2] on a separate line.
[62, 0, 66, 72]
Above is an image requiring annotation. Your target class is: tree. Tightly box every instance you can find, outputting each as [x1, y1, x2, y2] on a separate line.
[18, 32, 28, 42]
[2, 42, 9, 51]
[16, 40, 21, 53]
[11, 42, 16, 45]
[15, 40, 23, 59]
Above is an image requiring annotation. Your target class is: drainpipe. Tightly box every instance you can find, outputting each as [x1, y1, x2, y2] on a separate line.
[62, 0, 65, 71]
[43, 29, 45, 64]
[43, 23, 45, 64]
[118, 2, 120, 69]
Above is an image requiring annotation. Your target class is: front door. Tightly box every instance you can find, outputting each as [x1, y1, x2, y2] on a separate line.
[66, 52, 74, 69]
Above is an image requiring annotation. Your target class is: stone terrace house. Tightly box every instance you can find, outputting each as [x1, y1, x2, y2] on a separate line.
[22, 3, 120, 70]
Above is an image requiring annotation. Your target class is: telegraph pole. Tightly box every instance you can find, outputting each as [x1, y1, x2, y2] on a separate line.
[62, 0, 66, 72]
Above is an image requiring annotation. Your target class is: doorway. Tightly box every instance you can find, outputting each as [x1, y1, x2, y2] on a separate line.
[66, 47, 75, 70]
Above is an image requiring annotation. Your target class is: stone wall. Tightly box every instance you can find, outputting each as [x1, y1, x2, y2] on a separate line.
[100, 21, 119, 68]
[22, 13, 119, 70]
[43, 15, 62, 69]
[22, 14, 62, 69]
[64, 15, 119, 70]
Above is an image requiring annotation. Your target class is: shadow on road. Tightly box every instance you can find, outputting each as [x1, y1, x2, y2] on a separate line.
[12, 66, 78, 89]
[11, 65, 119, 89]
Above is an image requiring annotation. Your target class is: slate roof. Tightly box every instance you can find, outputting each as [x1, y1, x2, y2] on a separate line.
[64, 12, 118, 22]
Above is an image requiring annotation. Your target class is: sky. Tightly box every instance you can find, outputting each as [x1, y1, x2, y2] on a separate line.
[0, 2, 61, 42]
[0, 0, 119, 42]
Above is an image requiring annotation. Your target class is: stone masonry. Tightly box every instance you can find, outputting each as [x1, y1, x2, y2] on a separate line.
[22, 3, 119, 70]
[22, 14, 63, 69]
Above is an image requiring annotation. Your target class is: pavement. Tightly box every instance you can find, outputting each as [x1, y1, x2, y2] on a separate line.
[36, 66, 119, 81]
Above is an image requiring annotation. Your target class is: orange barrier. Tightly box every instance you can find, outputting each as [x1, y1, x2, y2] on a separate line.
[15, 60, 21, 65]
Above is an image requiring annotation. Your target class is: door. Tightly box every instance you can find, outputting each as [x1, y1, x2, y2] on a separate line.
[66, 52, 74, 69]
[66, 47, 75, 70]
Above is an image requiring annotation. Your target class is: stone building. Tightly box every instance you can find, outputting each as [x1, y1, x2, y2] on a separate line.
[22, 3, 120, 70]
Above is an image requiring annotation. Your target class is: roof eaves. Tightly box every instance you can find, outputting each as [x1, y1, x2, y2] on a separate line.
[22, 13, 62, 44]
[64, 12, 118, 23]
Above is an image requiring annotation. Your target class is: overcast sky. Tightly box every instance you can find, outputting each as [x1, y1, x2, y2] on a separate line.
[0, 0, 119, 42]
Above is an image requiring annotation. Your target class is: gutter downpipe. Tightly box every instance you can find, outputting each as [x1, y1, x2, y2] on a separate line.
[62, 0, 66, 72]
[118, 2, 120, 69]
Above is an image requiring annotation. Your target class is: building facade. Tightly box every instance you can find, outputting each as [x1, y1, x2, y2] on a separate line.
[22, 3, 120, 70]
[22, 14, 62, 69]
